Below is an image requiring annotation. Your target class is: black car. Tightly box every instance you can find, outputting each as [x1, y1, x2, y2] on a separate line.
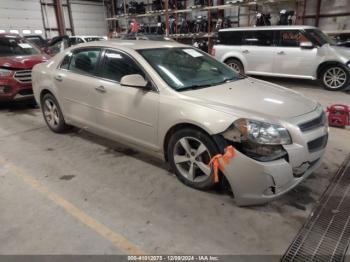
[23, 35, 48, 49]
[332, 33, 350, 48]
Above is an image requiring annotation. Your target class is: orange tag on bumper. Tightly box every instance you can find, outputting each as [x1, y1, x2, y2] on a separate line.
[208, 146, 236, 183]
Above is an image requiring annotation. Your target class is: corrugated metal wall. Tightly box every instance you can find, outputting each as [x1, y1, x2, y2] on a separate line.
[41, 0, 70, 38]
[0, 0, 44, 35]
[304, 0, 350, 31]
[0, 0, 348, 37]
[0, 0, 107, 38]
[70, 0, 107, 36]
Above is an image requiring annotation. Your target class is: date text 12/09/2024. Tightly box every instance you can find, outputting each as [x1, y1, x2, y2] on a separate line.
[127, 256, 220, 261]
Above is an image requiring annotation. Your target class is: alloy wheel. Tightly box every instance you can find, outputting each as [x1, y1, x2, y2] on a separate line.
[323, 67, 347, 89]
[228, 62, 241, 74]
[43, 98, 60, 128]
[173, 136, 212, 183]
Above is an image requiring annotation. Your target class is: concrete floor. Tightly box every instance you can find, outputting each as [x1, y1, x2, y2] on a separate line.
[0, 77, 349, 258]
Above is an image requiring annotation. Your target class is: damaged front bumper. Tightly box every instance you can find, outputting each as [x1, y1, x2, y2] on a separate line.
[218, 108, 328, 206]
[220, 148, 323, 206]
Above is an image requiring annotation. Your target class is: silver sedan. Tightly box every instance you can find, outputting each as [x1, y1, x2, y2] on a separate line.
[32, 40, 328, 206]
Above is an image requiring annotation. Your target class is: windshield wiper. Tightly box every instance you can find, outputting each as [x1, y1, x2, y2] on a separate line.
[178, 84, 213, 91]
[178, 77, 244, 92]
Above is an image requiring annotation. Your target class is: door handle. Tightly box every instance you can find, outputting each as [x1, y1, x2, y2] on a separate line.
[55, 75, 63, 82]
[242, 50, 249, 54]
[95, 85, 106, 93]
[277, 51, 285, 55]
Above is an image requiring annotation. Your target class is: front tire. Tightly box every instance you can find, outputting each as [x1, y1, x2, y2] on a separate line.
[168, 128, 219, 190]
[320, 65, 349, 91]
[225, 58, 244, 74]
[41, 93, 70, 133]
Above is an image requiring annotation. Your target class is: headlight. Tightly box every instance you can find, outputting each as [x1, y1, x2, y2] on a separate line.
[0, 68, 13, 78]
[232, 119, 292, 145]
[222, 119, 291, 162]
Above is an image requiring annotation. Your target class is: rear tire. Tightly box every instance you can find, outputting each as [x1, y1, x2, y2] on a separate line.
[168, 128, 219, 190]
[41, 93, 70, 133]
[320, 65, 349, 91]
[225, 58, 244, 74]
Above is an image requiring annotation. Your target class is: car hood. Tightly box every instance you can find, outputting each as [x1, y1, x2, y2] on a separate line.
[324, 44, 350, 59]
[0, 54, 49, 69]
[181, 78, 317, 119]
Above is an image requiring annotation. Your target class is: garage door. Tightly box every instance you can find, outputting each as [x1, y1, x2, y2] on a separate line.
[0, 0, 44, 35]
[70, 0, 107, 36]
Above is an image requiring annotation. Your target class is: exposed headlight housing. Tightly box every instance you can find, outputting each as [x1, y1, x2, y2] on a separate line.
[225, 119, 292, 145]
[0, 68, 13, 78]
[222, 119, 291, 162]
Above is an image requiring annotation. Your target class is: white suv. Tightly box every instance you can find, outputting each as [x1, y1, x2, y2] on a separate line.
[213, 26, 350, 91]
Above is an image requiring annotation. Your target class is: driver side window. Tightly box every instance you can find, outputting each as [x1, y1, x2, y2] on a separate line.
[278, 30, 309, 47]
[99, 50, 145, 82]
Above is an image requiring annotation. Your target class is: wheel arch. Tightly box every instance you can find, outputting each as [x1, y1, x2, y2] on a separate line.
[163, 123, 222, 162]
[223, 56, 244, 68]
[40, 89, 54, 104]
[316, 61, 346, 79]
[163, 122, 231, 191]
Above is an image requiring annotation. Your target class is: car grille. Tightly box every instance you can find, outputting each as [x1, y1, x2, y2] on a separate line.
[13, 70, 32, 83]
[298, 111, 327, 132]
[307, 134, 328, 153]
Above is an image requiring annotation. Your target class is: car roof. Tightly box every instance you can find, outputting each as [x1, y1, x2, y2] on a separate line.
[219, 25, 317, 32]
[0, 33, 21, 37]
[23, 34, 43, 38]
[71, 35, 104, 38]
[74, 40, 187, 50]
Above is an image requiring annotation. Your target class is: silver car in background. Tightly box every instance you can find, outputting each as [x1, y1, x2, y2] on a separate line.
[213, 26, 350, 91]
[32, 41, 328, 206]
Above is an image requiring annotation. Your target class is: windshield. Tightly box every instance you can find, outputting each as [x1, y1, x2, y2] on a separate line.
[138, 48, 241, 91]
[305, 29, 336, 46]
[0, 35, 41, 57]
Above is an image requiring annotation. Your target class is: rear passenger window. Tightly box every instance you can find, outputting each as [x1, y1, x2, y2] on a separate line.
[68, 49, 101, 76]
[218, 31, 243, 45]
[242, 31, 258, 45]
[242, 30, 273, 46]
[278, 30, 309, 47]
[99, 50, 145, 82]
[255, 31, 273, 46]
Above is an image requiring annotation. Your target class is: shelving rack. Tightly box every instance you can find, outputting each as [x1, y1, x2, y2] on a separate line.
[106, 0, 298, 52]
[107, 1, 251, 30]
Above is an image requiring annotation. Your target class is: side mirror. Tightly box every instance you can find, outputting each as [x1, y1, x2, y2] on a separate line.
[120, 74, 149, 89]
[300, 41, 314, 49]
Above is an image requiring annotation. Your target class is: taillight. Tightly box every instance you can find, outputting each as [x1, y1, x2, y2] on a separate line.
[210, 48, 216, 56]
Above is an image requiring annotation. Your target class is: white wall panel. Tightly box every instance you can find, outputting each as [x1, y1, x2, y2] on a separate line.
[40, 0, 59, 38]
[70, 0, 107, 36]
[303, 0, 350, 31]
[0, 0, 43, 35]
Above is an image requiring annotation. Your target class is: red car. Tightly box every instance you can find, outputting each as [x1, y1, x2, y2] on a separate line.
[0, 33, 49, 102]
